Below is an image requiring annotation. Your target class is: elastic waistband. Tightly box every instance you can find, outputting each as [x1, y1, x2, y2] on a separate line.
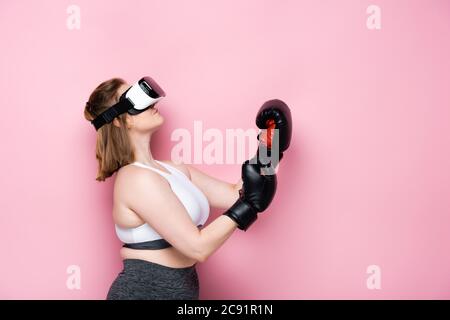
[123, 258, 197, 273]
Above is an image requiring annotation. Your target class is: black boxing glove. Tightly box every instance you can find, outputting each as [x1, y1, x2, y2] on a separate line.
[223, 161, 277, 231]
[251, 99, 292, 174]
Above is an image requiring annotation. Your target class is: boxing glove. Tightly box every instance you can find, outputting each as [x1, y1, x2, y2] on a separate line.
[223, 161, 277, 231]
[251, 99, 292, 174]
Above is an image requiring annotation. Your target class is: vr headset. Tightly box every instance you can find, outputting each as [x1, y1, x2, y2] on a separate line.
[91, 76, 166, 130]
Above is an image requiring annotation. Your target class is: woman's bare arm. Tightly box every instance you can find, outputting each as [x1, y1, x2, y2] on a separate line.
[120, 166, 239, 262]
[185, 164, 243, 210]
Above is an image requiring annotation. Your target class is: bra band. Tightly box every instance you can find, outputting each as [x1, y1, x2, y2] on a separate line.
[123, 238, 172, 250]
[122, 225, 204, 250]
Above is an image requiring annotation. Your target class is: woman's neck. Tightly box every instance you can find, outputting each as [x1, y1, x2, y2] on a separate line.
[131, 132, 157, 166]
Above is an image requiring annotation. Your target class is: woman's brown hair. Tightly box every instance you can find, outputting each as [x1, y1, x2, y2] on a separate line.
[83, 78, 135, 181]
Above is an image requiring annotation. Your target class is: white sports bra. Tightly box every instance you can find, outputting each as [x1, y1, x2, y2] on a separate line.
[115, 160, 210, 250]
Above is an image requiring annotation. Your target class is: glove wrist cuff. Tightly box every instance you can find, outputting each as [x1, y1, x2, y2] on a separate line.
[223, 198, 258, 231]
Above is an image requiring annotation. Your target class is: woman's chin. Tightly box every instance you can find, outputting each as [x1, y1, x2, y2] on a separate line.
[153, 116, 165, 129]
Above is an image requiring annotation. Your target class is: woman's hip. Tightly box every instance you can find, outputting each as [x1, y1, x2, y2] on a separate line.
[106, 259, 199, 300]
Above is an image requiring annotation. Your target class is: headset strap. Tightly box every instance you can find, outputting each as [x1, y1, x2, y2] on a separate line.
[91, 99, 132, 131]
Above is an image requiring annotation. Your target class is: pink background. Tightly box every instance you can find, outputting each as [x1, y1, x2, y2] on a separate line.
[1, 0, 449, 299]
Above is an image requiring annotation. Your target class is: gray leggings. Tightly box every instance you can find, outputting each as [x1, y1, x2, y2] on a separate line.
[106, 259, 199, 300]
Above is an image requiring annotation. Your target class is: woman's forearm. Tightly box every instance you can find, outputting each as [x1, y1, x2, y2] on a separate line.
[197, 215, 238, 262]
[194, 179, 243, 262]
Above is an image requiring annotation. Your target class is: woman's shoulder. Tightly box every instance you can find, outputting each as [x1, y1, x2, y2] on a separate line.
[113, 162, 170, 224]
[115, 162, 166, 185]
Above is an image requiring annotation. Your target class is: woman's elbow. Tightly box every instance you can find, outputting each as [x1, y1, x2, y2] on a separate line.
[180, 237, 208, 263]
[184, 247, 207, 263]
[193, 242, 209, 263]
[196, 252, 208, 263]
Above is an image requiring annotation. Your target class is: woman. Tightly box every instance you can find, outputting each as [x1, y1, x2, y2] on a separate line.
[83, 77, 277, 300]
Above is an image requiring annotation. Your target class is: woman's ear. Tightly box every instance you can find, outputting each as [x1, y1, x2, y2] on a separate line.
[112, 118, 121, 128]
[125, 115, 133, 129]
[112, 116, 132, 129]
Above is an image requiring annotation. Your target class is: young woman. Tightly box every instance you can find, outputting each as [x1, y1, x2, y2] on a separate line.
[83, 77, 279, 300]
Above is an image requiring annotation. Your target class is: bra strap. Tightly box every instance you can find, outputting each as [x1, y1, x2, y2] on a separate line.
[131, 162, 171, 178]
[156, 160, 189, 179]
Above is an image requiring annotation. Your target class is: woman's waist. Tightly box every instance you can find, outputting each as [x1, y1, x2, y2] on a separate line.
[120, 246, 197, 269]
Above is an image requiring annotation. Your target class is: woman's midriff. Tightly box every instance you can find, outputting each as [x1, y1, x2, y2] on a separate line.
[120, 246, 197, 268]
